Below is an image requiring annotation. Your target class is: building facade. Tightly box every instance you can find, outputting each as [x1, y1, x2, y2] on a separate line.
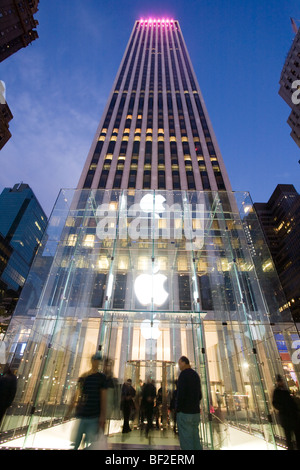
[0, 0, 39, 63]
[254, 184, 300, 323]
[0, 100, 13, 150]
[0, 183, 47, 317]
[79, 19, 231, 193]
[279, 22, 300, 149]
[0, 20, 299, 450]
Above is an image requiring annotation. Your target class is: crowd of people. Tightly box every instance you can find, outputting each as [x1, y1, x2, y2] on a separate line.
[64, 354, 201, 449]
[1, 356, 300, 451]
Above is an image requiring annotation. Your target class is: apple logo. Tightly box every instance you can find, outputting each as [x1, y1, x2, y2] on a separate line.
[139, 193, 166, 218]
[140, 319, 161, 340]
[134, 266, 169, 307]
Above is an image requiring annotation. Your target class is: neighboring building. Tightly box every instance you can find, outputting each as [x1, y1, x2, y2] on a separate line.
[279, 20, 300, 148]
[0, 101, 13, 150]
[254, 184, 300, 323]
[0, 0, 39, 62]
[0, 183, 47, 318]
[1, 19, 299, 450]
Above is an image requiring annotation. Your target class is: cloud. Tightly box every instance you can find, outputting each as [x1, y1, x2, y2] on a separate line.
[1, 92, 98, 216]
[0, 49, 104, 217]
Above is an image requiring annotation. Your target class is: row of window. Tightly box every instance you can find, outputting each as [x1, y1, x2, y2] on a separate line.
[83, 22, 227, 192]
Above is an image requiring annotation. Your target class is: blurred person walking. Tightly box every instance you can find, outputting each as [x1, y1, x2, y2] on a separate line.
[272, 374, 300, 450]
[65, 353, 107, 449]
[103, 358, 120, 422]
[176, 356, 202, 450]
[0, 364, 17, 426]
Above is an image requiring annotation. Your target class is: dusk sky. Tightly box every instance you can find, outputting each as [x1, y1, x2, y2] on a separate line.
[0, 0, 299, 217]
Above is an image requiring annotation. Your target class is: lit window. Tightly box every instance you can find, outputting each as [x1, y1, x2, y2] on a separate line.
[67, 234, 77, 246]
[177, 257, 188, 271]
[138, 256, 149, 271]
[83, 234, 95, 248]
[98, 256, 109, 270]
[118, 256, 129, 270]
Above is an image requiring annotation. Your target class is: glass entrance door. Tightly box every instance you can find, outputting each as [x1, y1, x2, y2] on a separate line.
[125, 359, 176, 431]
[99, 310, 213, 448]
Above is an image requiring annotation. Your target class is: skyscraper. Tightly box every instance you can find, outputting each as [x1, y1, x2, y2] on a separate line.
[0, 0, 39, 63]
[0, 183, 47, 320]
[279, 20, 300, 149]
[78, 19, 231, 193]
[0, 98, 13, 150]
[1, 19, 299, 451]
[254, 184, 300, 323]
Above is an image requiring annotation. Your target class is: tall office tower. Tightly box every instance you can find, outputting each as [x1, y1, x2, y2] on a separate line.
[0, 184, 47, 317]
[0, 0, 39, 62]
[79, 19, 231, 193]
[254, 184, 300, 323]
[1, 19, 299, 451]
[279, 21, 300, 149]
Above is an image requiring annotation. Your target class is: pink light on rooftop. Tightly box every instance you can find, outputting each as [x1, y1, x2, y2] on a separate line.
[139, 17, 174, 24]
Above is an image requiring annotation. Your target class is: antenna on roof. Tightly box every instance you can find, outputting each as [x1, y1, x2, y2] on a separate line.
[290, 17, 300, 34]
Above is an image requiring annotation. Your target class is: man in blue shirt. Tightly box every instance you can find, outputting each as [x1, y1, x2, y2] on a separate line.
[176, 356, 202, 450]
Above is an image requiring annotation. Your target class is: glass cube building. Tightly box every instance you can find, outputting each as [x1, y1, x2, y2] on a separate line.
[0, 19, 299, 450]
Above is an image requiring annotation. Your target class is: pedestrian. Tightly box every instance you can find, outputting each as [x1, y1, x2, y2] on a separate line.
[120, 378, 136, 433]
[155, 385, 163, 429]
[176, 356, 202, 450]
[272, 374, 300, 450]
[0, 364, 17, 426]
[169, 380, 178, 434]
[65, 353, 107, 449]
[141, 377, 156, 436]
[103, 358, 121, 422]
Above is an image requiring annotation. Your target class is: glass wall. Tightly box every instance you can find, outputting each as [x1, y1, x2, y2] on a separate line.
[0, 189, 299, 449]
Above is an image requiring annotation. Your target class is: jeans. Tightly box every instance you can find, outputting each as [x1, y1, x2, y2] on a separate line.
[73, 417, 99, 449]
[177, 412, 202, 450]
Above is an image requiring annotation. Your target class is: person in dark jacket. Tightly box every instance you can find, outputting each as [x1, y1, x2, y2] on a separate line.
[121, 379, 136, 433]
[272, 375, 300, 450]
[141, 377, 156, 436]
[176, 356, 202, 450]
[0, 364, 17, 425]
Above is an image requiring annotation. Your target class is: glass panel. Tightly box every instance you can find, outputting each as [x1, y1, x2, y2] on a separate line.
[0, 189, 299, 450]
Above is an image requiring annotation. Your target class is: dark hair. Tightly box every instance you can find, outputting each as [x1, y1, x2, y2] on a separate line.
[179, 356, 190, 365]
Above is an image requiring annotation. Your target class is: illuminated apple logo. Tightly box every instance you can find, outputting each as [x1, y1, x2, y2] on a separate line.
[134, 267, 169, 306]
[139, 193, 166, 217]
[140, 319, 161, 340]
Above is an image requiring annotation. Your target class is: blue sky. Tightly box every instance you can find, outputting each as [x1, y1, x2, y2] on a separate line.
[0, 0, 299, 216]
